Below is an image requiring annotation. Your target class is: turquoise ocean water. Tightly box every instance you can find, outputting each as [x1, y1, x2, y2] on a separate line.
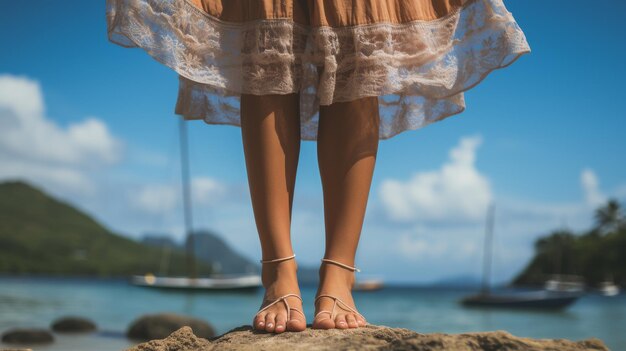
[0, 277, 624, 350]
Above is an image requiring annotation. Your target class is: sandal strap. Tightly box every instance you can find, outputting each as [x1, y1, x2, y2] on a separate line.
[314, 294, 365, 321]
[321, 258, 361, 272]
[255, 293, 303, 322]
[260, 254, 296, 264]
[289, 307, 305, 317]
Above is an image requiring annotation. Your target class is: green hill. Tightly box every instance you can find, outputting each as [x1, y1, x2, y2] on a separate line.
[0, 180, 211, 276]
[513, 199, 626, 287]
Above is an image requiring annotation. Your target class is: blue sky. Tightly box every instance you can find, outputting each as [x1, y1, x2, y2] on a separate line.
[1, 1, 625, 284]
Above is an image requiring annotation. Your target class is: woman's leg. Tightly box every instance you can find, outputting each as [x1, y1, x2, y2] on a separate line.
[313, 96, 380, 329]
[240, 93, 305, 333]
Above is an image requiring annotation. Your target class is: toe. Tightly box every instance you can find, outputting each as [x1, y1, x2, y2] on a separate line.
[356, 315, 367, 327]
[274, 313, 287, 333]
[253, 313, 266, 330]
[286, 312, 306, 332]
[287, 318, 306, 332]
[312, 312, 335, 330]
[346, 314, 358, 328]
[335, 314, 349, 329]
[264, 313, 276, 333]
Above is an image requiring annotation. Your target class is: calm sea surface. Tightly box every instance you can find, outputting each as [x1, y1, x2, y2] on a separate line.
[0, 277, 624, 350]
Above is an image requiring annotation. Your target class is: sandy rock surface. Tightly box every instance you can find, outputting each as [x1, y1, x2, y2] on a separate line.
[127, 324, 609, 351]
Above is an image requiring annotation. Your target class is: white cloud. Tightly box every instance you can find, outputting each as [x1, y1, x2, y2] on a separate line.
[192, 177, 227, 205]
[0, 74, 122, 193]
[390, 223, 483, 262]
[0, 160, 93, 194]
[129, 177, 228, 215]
[0, 74, 43, 118]
[130, 183, 179, 214]
[581, 168, 606, 207]
[397, 233, 448, 260]
[379, 135, 492, 224]
[66, 118, 120, 164]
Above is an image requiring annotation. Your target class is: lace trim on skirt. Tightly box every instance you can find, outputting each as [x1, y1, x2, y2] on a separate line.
[106, 0, 531, 140]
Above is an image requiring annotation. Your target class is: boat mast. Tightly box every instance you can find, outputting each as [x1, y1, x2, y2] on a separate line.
[481, 201, 495, 294]
[179, 117, 197, 279]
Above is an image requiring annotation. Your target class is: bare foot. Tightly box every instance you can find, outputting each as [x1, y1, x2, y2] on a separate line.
[252, 258, 306, 333]
[312, 262, 367, 329]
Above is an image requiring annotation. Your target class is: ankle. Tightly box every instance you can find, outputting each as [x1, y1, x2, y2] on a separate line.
[318, 263, 355, 289]
[261, 259, 298, 286]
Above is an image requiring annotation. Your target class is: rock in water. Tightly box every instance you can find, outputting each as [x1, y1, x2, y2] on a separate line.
[127, 313, 215, 341]
[127, 325, 609, 351]
[51, 316, 97, 333]
[1, 328, 54, 344]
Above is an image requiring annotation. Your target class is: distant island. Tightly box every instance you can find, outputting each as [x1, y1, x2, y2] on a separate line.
[0, 180, 249, 277]
[513, 199, 626, 288]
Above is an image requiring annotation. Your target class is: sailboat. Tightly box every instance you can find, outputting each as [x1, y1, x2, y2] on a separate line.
[598, 281, 620, 296]
[460, 202, 583, 309]
[353, 276, 385, 291]
[131, 117, 262, 291]
[544, 274, 585, 293]
[598, 277, 620, 297]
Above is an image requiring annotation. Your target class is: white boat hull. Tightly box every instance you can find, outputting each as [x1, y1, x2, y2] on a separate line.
[131, 274, 262, 291]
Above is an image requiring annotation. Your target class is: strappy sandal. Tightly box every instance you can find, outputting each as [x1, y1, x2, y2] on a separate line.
[313, 258, 367, 328]
[254, 254, 305, 332]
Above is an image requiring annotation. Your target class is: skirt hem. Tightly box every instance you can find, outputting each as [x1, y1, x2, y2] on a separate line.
[106, 0, 531, 140]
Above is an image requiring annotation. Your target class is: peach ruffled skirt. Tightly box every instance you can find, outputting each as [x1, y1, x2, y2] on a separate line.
[106, 0, 530, 140]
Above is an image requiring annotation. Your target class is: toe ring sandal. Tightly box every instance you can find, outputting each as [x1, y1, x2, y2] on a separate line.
[255, 254, 305, 327]
[314, 258, 367, 324]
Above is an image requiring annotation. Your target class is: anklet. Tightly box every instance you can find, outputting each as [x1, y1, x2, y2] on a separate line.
[260, 254, 296, 264]
[321, 258, 361, 272]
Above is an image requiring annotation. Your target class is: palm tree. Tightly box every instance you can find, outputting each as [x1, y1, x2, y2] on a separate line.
[593, 199, 625, 235]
